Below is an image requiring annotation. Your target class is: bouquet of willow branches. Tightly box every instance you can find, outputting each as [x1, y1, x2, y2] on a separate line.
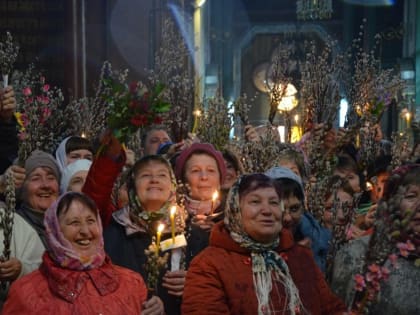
[148, 17, 194, 142]
[195, 93, 233, 150]
[390, 131, 410, 169]
[144, 241, 169, 296]
[14, 67, 68, 165]
[0, 31, 19, 87]
[0, 171, 16, 261]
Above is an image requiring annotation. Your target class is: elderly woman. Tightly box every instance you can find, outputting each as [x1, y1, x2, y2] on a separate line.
[2, 192, 147, 314]
[17, 150, 61, 247]
[104, 155, 186, 315]
[174, 143, 227, 265]
[182, 173, 346, 315]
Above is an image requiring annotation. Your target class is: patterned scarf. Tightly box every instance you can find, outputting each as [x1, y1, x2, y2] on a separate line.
[224, 176, 304, 315]
[44, 194, 106, 270]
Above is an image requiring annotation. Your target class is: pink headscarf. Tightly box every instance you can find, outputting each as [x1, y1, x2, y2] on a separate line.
[44, 192, 106, 270]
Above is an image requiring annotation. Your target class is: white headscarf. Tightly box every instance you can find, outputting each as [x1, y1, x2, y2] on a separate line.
[55, 136, 71, 172]
[60, 159, 92, 193]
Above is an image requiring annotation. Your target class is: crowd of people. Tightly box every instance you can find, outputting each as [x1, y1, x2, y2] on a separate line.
[0, 82, 419, 315]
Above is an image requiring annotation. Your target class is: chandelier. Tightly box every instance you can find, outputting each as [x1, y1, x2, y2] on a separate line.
[296, 0, 333, 20]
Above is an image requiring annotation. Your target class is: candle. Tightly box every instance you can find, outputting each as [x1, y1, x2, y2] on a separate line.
[156, 223, 164, 255]
[192, 109, 202, 133]
[210, 191, 219, 215]
[170, 206, 176, 244]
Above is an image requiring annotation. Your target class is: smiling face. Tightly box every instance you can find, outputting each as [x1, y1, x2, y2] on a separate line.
[134, 160, 173, 211]
[185, 153, 220, 201]
[240, 187, 283, 244]
[24, 167, 59, 212]
[67, 170, 88, 193]
[58, 199, 100, 257]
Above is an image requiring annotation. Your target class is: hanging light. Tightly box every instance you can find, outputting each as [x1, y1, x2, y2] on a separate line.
[296, 0, 333, 21]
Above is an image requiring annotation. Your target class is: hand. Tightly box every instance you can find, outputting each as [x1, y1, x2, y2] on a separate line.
[0, 86, 16, 122]
[162, 270, 186, 297]
[0, 258, 22, 281]
[298, 237, 312, 248]
[191, 214, 215, 232]
[142, 295, 164, 315]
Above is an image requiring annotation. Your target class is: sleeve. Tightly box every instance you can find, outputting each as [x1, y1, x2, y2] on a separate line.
[11, 214, 45, 277]
[181, 252, 231, 315]
[1, 282, 33, 314]
[82, 150, 126, 227]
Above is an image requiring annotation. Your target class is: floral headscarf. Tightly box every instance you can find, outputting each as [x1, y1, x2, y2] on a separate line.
[44, 192, 106, 270]
[224, 174, 304, 315]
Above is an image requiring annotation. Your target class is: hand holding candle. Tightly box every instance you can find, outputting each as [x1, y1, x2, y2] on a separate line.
[156, 223, 165, 255]
[210, 190, 219, 215]
[170, 206, 176, 244]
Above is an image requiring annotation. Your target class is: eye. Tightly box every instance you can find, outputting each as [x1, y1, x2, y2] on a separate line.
[269, 200, 280, 206]
[87, 218, 97, 224]
[84, 154, 93, 161]
[289, 205, 301, 213]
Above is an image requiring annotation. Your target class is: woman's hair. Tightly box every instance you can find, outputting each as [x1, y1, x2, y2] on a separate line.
[65, 136, 93, 154]
[222, 149, 244, 174]
[238, 173, 281, 199]
[274, 178, 304, 203]
[56, 192, 97, 217]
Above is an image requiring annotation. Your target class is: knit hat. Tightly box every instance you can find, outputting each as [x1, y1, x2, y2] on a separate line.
[265, 166, 304, 196]
[174, 143, 226, 183]
[25, 150, 61, 181]
[60, 159, 92, 192]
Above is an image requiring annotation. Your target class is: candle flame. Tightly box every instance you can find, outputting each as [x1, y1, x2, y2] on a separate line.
[193, 109, 202, 117]
[170, 206, 176, 217]
[81, 132, 86, 138]
[157, 224, 165, 233]
[212, 191, 219, 201]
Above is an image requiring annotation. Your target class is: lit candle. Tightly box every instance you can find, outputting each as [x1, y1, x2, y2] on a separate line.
[405, 112, 411, 129]
[81, 132, 86, 138]
[170, 206, 176, 244]
[210, 191, 219, 215]
[156, 223, 164, 255]
[192, 109, 202, 133]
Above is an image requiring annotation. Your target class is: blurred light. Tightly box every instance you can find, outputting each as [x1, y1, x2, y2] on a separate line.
[339, 98, 348, 127]
[196, 0, 206, 8]
[342, 0, 395, 6]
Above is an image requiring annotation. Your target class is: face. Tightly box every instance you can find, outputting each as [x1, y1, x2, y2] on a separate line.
[400, 184, 420, 245]
[66, 149, 93, 165]
[59, 200, 100, 257]
[222, 160, 238, 190]
[144, 129, 171, 155]
[135, 161, 173, 211]
[323, 189, 353, 228]
[24, 167, 59, 212]
[282, 195, 303, 233]
[185, 154, 220, 201]
[278, 160, 301, 178]
[67, 170, 88, 193]
[333, 169, 360, 193]
[241, 187, 283, 244]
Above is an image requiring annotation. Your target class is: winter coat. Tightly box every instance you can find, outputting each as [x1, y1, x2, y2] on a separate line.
[82, 152, 125, 227]
[2, 253, 147, 315]
[104, 217, 182, 315]
[0, 212, 45, 306]
[182, 222, 346, 315]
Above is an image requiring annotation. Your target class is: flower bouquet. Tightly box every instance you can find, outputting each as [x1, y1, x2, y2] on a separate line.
[101, 76, 171, 144]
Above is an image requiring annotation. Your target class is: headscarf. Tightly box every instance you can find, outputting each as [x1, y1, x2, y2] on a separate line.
[44, 192, 106, 270]
[224, 174, 304, 315]
[60, 159, 92, 193]
[55, 136, 71, 172]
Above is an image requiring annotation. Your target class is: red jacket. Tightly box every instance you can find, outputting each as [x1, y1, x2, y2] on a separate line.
[83, 151, 125, 227]
[2, 253, 147, 315]
[182, 222, 346, 315]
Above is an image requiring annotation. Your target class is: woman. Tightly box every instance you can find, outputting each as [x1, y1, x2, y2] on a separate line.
[55, 136, 93, 172]
[104, 155, 186, 315]
[60, 159, 92, 193]
[174, 143, 226, 265]
[182, 174, 346, 315]
[2, 192, 147, 314]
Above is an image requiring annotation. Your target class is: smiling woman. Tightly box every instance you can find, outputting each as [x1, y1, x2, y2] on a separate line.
[2, 192, 147, 314]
